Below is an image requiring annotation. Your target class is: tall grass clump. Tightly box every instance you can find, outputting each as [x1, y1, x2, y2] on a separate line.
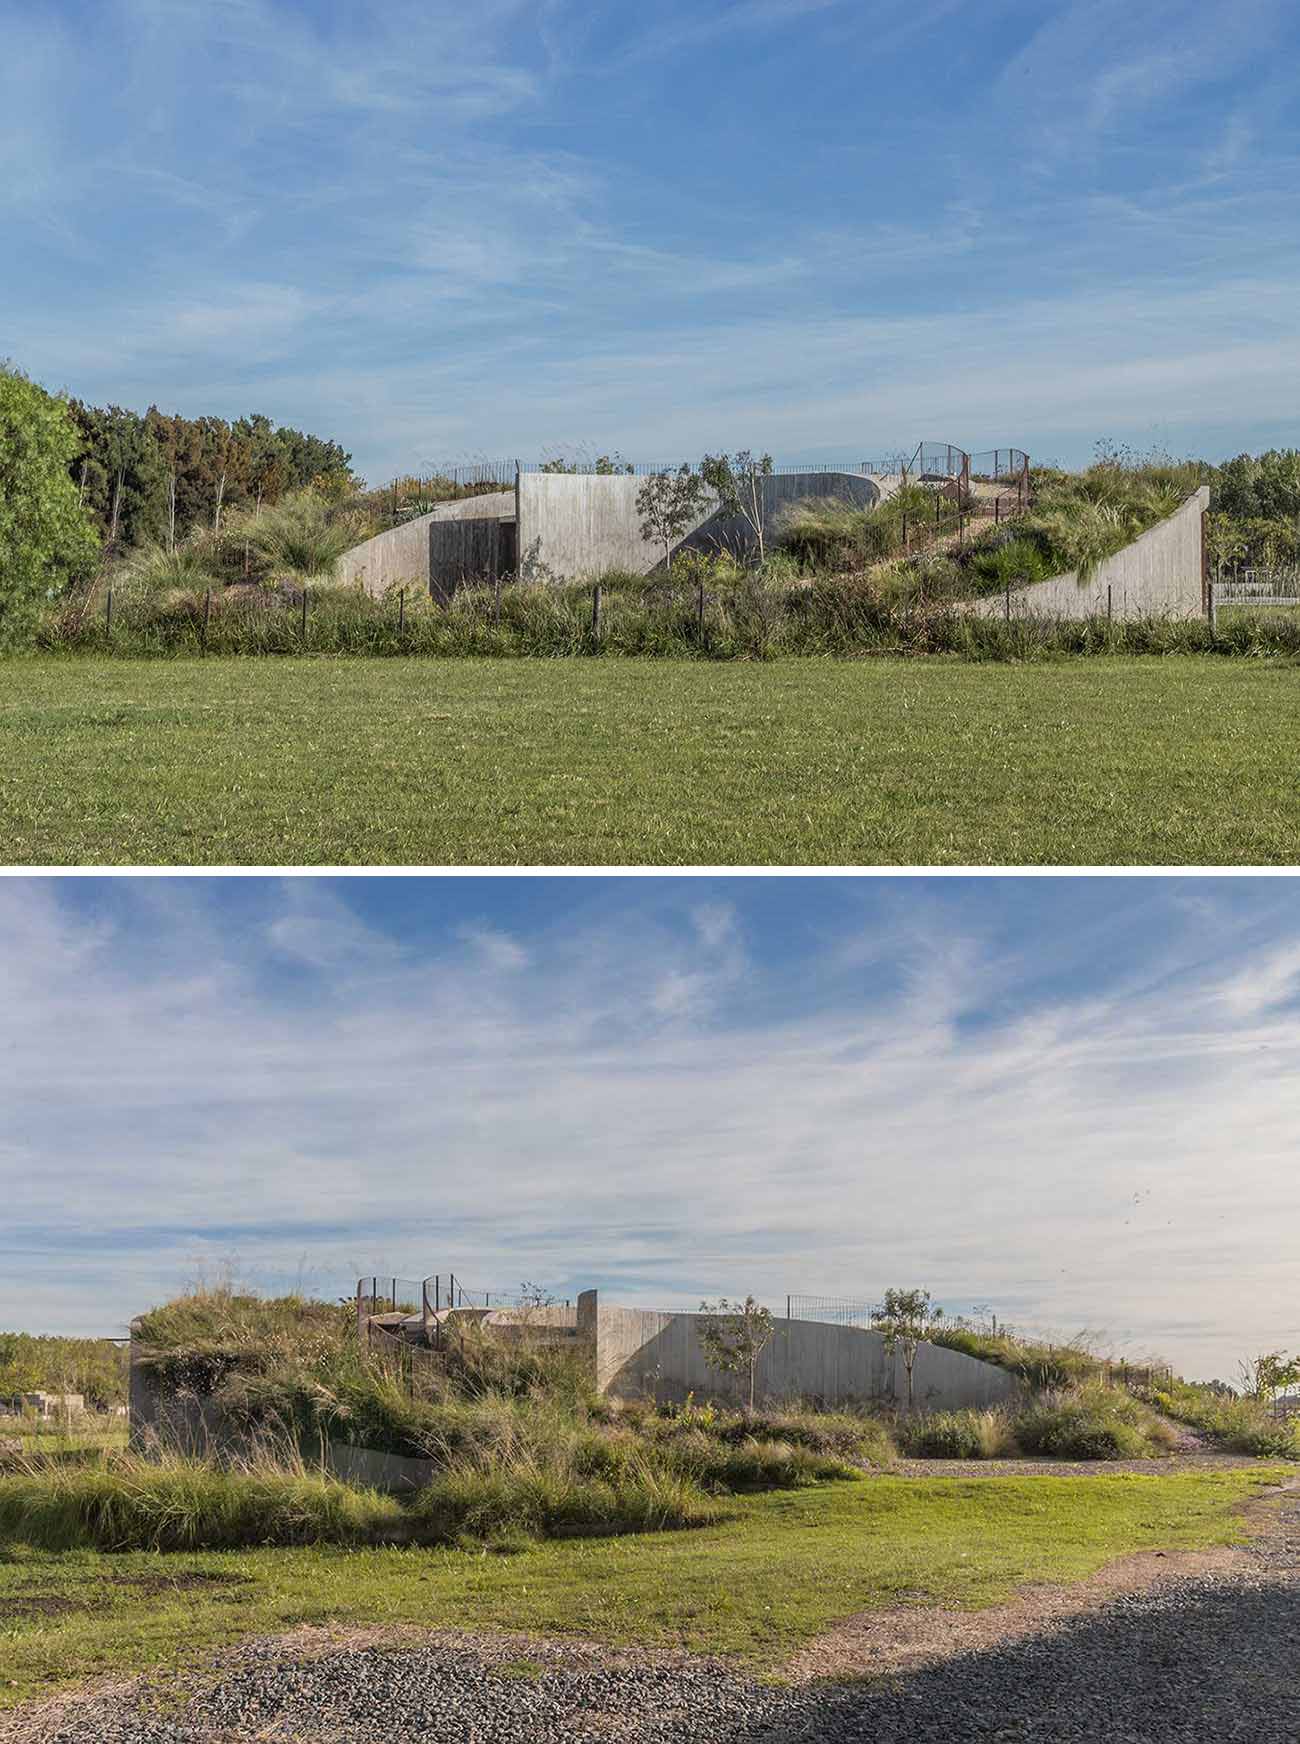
[1014, 1385, 1173, 1461]
[899, 1409, 1015, 1460]
[0, 1449, 403, 1551]
[408, 1446, 719, 1546]
[226, 490, 366, 582]
[112, 537, 223, 598]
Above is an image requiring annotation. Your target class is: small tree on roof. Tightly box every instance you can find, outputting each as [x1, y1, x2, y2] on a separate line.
[636, 464, 709, 571]
[699, 450, 774, 564]
[1241, 1350, 1300, 1404]
[875, 1287, 943, 1412]
[697, 1295, 776, 1412]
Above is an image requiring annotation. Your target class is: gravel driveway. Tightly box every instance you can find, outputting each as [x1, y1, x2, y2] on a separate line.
[16, 1493, 1300, 1744]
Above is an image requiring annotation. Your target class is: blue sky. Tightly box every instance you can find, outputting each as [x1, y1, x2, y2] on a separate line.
[4, 0, 1300, 484]
[1, 873, 1297, 1380]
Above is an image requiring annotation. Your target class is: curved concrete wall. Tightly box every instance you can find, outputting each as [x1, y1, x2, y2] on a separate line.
[337, 490, 516, 597]
[974, 487, 1209, 621]
[578, 1294, 1020, 1413]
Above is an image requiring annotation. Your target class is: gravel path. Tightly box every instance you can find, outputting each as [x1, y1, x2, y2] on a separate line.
[888, 1451, 1267, 1480]
[15, 1492, 1300, 1744]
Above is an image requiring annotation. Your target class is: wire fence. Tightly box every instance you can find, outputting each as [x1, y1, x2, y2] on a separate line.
[414, 459, 910, 488]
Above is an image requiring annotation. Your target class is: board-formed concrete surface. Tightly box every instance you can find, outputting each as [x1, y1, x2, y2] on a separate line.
[577, 1292, 1020, 1411]
[335, 471, 888, 595]
[336, 490, 515, 597]
[974, 487, 1209, 621]
[518, 469, 883, 581]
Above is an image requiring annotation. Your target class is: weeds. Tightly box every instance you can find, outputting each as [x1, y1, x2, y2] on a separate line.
[899, 1409, 1014, 1460]
[1014, 1385, 1170, 1461]
[1146, 1378, 1300, 1458]
[38, 571, 1300, 662]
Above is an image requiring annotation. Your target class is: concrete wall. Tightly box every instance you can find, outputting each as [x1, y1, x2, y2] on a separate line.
[578, 1292, 1019, 1412]
[973, 487, 1209, 621]
[518, 471, 882, 582]
[681, 471, 882, 564]
[336, 490, 516, 597]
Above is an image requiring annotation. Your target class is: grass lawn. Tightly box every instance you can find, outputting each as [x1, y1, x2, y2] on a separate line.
[0, 1467, 1286, 1705]
[2, 655, 1298, 864]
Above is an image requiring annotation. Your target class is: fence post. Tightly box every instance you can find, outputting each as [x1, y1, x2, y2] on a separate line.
[202, 587, 212, 651]
[1107, 584, 1113, 621]
[901, 513, 908, 552]
[300, 585, 308, 647]
[591, 583, 602, 643]
[1208, 579, 1217, 635]
[105, 586, 113, 638]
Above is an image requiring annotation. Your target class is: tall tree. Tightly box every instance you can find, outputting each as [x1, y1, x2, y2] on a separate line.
[0, 365, 98, 648]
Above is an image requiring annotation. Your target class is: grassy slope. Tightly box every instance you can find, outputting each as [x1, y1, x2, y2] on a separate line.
[0, 1468, 1286, 1705]
[3, 656, 1299, 865]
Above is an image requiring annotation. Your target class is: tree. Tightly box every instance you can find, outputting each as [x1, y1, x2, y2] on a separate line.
[636, 464, 709, 570]
[1240, 1351, 1300, 1404]
[699, 449, 774, 563]
[0, 365, 98, 649]
[875, 1287, 943, 1411]
[696, 1295, 776, 1411]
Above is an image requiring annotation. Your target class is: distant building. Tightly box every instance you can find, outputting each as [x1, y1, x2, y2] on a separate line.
[0, 1391, 85, 1419]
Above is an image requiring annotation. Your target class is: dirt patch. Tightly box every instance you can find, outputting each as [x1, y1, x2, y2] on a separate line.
[782, 1477, 1300, 1684]
[103, 1571, 250, 1596]
[0, 1571, 248, 1630]
[0, 1593, 88, 1621]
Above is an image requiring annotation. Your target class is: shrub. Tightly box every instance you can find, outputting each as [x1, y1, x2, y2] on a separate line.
[1149, 1380, 1300, 1458]
[1014, 1386, 1153, 1461]
[902, 1409, 1012, 1460]
[0, 363, 99, 648]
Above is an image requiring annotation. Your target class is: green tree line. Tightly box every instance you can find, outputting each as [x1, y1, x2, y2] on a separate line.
[0, 1331, 127, 1409]
[68, 401, 357, 551]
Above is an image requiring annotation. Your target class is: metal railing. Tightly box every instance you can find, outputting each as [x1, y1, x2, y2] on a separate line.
[899, 443, 1031, 509]
[1207, 567, 1300, 630]
[355, 1274, 572, 1351]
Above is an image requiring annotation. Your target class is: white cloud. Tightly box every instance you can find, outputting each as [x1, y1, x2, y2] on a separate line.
[458, 924, 531, 972]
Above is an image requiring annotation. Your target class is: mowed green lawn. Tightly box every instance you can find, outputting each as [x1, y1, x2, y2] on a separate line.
[0, 1469, 1284, 1705]
[2, 655, 1298, 864]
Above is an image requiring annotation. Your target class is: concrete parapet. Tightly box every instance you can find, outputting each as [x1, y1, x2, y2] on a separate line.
[972, 487, 1209, 621]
